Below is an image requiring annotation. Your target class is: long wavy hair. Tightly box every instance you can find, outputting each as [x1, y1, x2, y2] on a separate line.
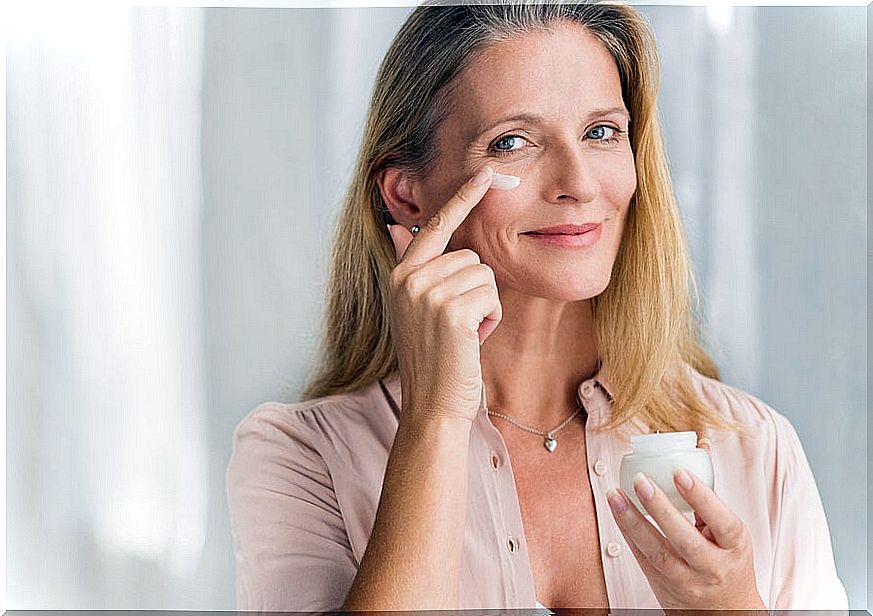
[299, 0, 748, 437]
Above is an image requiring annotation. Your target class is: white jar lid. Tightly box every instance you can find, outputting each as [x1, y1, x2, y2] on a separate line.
[630, 431, 697, 455]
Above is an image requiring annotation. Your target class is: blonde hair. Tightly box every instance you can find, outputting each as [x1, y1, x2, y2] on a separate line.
[299, 0, 749, 437]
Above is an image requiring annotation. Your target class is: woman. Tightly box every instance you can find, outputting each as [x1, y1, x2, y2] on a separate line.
[226, 1, 848, 611]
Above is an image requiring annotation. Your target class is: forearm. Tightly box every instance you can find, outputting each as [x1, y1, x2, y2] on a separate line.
[341, 412, 472, 611]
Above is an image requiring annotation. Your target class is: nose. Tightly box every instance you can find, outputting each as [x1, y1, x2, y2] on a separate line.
[543, 138, 600, 204]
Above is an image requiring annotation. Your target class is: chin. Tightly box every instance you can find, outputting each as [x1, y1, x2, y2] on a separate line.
[527, 270, 613, 301]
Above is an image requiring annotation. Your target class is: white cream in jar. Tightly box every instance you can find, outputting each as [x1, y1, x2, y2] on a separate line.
[619, 431, 713, 514]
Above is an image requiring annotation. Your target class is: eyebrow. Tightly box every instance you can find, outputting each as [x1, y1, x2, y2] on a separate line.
[468, 106, 631, 142]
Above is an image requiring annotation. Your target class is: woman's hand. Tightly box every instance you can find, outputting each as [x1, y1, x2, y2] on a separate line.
[606, 442, 767, 610]
[385, 165, 502, 425]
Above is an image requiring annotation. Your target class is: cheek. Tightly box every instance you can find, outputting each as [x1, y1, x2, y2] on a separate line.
[445, 190, 526, 252]
[467, 187, 528, 226]
[598, 163, 637, 223]
[614, 159, 638, 203]
[608, 174, 636, 247]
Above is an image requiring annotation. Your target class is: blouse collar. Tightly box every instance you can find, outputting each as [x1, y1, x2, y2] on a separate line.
[381, 364, 615, 421]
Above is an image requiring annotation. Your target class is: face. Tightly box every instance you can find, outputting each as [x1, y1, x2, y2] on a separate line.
[413, 22, 637, 301]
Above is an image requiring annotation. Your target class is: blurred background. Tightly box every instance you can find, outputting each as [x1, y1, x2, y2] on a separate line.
[6, 2, 868, 610]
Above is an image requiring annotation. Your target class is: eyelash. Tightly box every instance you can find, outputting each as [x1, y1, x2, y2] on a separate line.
[488, 125, 627, 157]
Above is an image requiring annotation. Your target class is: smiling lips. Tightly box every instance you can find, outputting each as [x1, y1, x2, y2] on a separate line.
[522, 222, 603, 248]
[525, 223, 601, 235]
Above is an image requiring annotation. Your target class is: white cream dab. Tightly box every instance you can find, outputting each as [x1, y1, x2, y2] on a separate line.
[491, 171, 521, 190]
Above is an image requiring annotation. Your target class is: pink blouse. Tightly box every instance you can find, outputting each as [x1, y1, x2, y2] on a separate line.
[225, 363, 849, 611]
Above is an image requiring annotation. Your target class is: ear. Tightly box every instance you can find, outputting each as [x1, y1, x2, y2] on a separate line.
[377, 167, 426, 228]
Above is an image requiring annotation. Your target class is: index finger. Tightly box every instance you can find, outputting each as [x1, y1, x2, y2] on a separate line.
[400, 166, 493, 267]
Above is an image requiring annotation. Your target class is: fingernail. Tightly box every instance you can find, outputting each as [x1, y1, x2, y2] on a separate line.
[607, 489, 627, 516]
[470, 166, 493, 186]
[633, 472, 655, 502]
[673, 467, 693, 491]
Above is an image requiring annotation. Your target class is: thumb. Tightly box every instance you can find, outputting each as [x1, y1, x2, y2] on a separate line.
[387, 223, 414, 263]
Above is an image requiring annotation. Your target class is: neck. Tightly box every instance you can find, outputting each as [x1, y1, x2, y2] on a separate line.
[479, 289, 600, 430]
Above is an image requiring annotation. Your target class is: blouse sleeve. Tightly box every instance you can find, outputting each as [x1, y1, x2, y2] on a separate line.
[768, 412, 849, 609]
[225, 403, 358, 611]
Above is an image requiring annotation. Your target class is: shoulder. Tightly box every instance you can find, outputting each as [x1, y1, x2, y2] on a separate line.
[680, 363, 800, 449]
[680, 364, 816, 512]
[229, 377, 398, 470]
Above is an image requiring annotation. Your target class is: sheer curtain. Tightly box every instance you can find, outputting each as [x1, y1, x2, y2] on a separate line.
[8, 6, 208, 608]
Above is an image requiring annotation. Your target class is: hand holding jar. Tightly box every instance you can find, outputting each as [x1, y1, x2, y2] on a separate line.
[606, 435, 767, 610]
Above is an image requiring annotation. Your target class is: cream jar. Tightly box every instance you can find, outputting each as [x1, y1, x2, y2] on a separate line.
[619, 431, 713, 514]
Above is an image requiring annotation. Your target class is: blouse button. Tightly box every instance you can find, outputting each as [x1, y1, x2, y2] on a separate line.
[606, 542, 622, 558]
[580, 380, 596, 399]
[490, 451, 501, 471]
[507, 536, 519, 553]
[593, 459, 607, 476]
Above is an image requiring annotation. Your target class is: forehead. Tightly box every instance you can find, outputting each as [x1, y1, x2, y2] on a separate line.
[447, 22, 625, 141]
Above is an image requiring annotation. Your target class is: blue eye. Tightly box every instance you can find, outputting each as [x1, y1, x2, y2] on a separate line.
[490, 134, 528, 157]
[587, 125, 626, 145]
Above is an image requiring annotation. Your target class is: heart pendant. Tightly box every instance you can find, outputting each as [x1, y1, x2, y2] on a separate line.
[544, 436, 557, 452]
